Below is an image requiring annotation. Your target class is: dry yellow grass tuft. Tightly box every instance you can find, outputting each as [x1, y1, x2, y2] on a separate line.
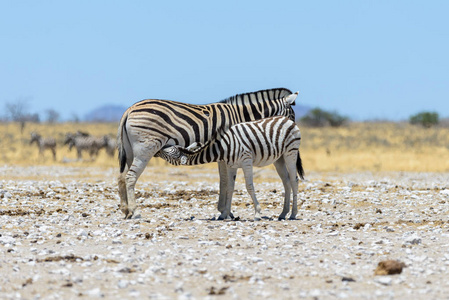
[1, 121, 449, 172]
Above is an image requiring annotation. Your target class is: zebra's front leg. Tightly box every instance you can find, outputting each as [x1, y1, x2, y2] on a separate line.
[51, 148, 56, 161]
[218, 167, 237, 220]
[241, 163, 262, 221]
[274, 158, 292, 220]
[217, 161, 234, 218]
[77, 148, 83, 161]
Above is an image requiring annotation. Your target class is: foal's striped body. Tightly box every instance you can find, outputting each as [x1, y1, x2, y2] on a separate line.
[158, 116, 304, 220]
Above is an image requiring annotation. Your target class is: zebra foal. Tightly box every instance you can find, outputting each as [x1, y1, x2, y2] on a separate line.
[157, 116, 305, 221]
[30, 132, 57, 161]
[118, 88, 298, 219]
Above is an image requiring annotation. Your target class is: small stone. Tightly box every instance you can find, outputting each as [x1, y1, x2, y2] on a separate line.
[374, 260, 405, 275]
[77, 230, 88, 237]
[87, 288, 103, 297]
[118, 280, 128, 289]
[374, 276, 392, 286]
[341, 276, 356, 282]
[384, 226, 395, 232]
[404, 235, 421, 245]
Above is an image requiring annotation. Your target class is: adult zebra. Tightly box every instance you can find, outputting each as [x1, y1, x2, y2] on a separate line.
[30, 132, 57, 161]
[157, 116, 304, 221]
[118, 88, 298, 219]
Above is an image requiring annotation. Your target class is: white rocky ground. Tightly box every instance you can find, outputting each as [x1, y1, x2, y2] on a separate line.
[1, 165, 449, 299]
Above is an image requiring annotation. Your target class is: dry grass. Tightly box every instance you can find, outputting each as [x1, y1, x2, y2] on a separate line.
[0, 122, 119, 167]
[1, 121, 449, 172]
[300, 122, 449, 172]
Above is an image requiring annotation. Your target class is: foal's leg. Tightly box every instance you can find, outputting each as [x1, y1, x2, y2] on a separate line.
[274, 157, 292, 220]
[241, 163, 262, 221]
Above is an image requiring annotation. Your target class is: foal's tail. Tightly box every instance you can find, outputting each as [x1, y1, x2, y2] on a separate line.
[296, 151, 305, 180]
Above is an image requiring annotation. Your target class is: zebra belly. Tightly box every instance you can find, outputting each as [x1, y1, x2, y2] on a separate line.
[224, 153, 282, 169]
[252, 157, 282, 167]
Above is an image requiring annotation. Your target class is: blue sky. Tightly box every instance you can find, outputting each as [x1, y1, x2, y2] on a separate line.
[1, 1, 448, 121]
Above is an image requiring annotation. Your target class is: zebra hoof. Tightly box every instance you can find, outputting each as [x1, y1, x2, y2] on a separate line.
[278, 215, 286, 221]
[289, 216, 297, 220]
[121, 209, 129, 217]
[218, 212, 233, 220]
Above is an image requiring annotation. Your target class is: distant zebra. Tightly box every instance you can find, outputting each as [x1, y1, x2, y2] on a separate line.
[118, 88, 298, 219]
[157, 116, 304, 220]
[103, 135, 116, 157]
[30, 132, 57, 161]
[64, 132, 107, 160]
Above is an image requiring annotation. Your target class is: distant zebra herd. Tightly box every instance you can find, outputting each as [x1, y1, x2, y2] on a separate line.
[118, 87, 305, 220]
[63, 131, 116, 160]
[29, 131, 116, 161]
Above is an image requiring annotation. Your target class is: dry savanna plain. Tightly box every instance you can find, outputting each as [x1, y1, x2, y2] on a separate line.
[1, 121, 449, 299]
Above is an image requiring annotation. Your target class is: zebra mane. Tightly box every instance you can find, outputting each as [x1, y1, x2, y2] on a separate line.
[218, 88, 293, 105]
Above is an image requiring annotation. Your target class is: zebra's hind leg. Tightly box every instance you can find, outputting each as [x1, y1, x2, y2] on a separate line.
[285, 153, 302, 220]
[124, 140, 161, 219]
[118, 164, 129, 216]
[125, 155, 152, 219]
[274, 158, 292, 220]
[241, 163, 262, 221]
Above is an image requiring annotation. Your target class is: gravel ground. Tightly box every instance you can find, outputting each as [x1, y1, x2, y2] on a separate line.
[1, 165, 449, 299]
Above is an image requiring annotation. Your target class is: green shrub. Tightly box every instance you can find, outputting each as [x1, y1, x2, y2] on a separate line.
[409, 111, 439, 128]
[300, 108, 348, 127]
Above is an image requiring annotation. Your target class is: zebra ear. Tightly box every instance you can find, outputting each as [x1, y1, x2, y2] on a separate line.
[285, 92, 299, 106]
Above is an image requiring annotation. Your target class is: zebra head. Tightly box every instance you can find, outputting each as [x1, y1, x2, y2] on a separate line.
[156, 142, 205, 165]
[63, 133, 76, 150]
[283, 91, 299, 122]
[30, 132, 41, 145]
[156, 146, 188, 166]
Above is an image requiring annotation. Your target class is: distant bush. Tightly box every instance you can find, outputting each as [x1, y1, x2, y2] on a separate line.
[300, 108, 348, 127]
[409, 111, 439, 128]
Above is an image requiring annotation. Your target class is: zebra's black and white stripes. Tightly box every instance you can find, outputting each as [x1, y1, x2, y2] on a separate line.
[64, 132, 110, 161]
[117, 88, 298, 219]
[30, 132, 57, 161]
[157, 116, 305, 220]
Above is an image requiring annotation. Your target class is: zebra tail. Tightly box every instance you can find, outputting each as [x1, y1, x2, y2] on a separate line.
[118, 111, 129, 174]
[296, 151, 305, 180]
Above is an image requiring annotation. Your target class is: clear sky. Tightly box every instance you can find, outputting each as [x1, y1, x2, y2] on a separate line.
[1, 1, 448, 121]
